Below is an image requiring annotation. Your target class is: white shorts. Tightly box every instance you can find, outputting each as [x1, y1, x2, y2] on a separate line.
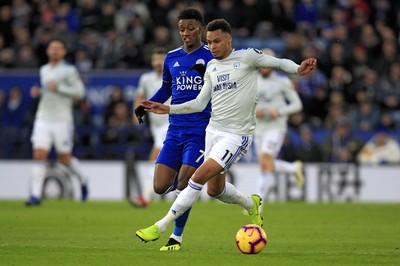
[205, 125, 252, 171]
[255, 128, 286, 157]
[30, 120, 74, 153]
[150, 123, 168, 149]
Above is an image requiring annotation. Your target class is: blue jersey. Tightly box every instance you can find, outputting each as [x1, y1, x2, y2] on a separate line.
[150, 44, 213, 134]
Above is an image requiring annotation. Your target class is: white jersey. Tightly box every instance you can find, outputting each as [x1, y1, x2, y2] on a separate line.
[137, 71, 170, 128]
[255, 71, 302, 134]
[170, 48, 300, 135]
[36, 61, 84, 122]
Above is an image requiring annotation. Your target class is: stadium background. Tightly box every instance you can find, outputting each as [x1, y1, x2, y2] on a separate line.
[1, 0, 400, 201]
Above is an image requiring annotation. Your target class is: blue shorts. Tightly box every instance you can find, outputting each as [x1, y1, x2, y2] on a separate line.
[156, 130, 205, 172]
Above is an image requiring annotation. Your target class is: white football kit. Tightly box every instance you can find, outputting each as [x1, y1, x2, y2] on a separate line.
[255, 71, 302, 156]
[31, 61, 85, 153]
[136, 71, 170, 149]
[169, 48, 300, 169]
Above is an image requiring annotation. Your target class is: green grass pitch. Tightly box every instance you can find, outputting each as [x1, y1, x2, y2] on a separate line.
[1, 200, 399, 266]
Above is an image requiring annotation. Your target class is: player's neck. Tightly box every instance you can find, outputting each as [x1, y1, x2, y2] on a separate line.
[49, 59, 62, 66]
[183, 42, 202, 54]
[220, 48, 234, 60]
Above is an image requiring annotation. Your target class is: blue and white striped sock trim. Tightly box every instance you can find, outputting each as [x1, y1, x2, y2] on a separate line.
[188, 180, 203, 191]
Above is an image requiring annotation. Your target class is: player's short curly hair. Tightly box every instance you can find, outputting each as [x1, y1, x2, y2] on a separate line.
[178, 8, 204, 25]
[49, 38, 67, 50]
[206, 19, 232, 35]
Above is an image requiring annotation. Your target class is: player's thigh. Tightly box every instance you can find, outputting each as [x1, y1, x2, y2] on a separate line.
[256, 129, 286, 158]
[207, 128, 252, 171]
[31, 120, 53, 151]
[208, 128, 253, 170]
[53, 122, 74, 154]
[155, 133, 182, 173]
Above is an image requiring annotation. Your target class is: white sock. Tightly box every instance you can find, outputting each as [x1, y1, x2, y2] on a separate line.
[257, 171, 274, 199]
[275, 159, 297, 173]
[215, 182, 253, 211]
[170, 234, 183, 243]
[30, 161, 47, 198]
[156, 180, 203, 233]
[65, 157, 86, 185]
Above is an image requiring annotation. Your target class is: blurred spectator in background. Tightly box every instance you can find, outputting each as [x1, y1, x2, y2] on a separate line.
[357, 127, 400, 165]
[281, 31, 304, 64]
[321, 117, 364, 163]
[98, 29, 124, 68]
[1, 86, 27, 130]
[328, 66, 352, 101]
[295, 63, 328, 127]
[77, 31, 101, 67]
[14, 45, 39, 68]
[264, 0, 296, 35]
[12, 0, 31, 27]
[294, 124, 322, 162]
[101, 100, 136, 151]
[150, 0, 174, 27]
[79, 0, 101, 31]
[96, 2, 115, 33]
[206, 0, 238, 31]
[74, 49, 92, 72]
[115, 0, 150, 34]
[142, 25, 174, 66]
[120, 38, 143, 68]
[0, 5, 13, 48]
[376, 62, 400, 112]
[350, 100, 380, 133]
[349, 68, 378, 104]
[235, 0, 263, 38]
[0, 48, 15, 68]
[54, 2, 80, 33]
[357, 24, 381, 59]
[103, 85, 127, 124]
[294, 0, 318, 32]
[349, 44, 370, 84]
[375, 40, 398, 77]
[323, 91, 347, 128]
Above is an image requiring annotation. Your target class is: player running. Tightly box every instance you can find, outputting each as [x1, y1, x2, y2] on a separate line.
[255, 48, 305, 202]
[134, 8, 213, 251]
[136, 19, 316, 244]
[26, 38, 88, 206]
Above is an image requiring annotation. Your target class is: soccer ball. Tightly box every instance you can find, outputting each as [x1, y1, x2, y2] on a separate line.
[235, 224, 267, 254]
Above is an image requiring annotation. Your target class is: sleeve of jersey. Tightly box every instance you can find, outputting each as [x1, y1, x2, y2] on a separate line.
[149, 80, 172, 103]
[169, 71, 212, 114]
[278, 79, 303, 116]
[253, 52, 300, 74]
[57, 67, 85, 99]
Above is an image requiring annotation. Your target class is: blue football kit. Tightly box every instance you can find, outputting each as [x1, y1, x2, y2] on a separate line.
[150, 44, 213, 170]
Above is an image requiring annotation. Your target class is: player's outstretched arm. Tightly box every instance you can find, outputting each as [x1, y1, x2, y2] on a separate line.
[297, 58, 317, 75]
[141, 100, 170, 114]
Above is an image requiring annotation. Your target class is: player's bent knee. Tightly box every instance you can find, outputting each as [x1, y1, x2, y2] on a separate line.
[207, 187, 224, 198]
[153, 183, 171, 195]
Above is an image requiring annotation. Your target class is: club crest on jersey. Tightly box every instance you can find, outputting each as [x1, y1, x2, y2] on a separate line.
[196, 59, 205, 65]
[233, 62, 241, 69]
[212, 67, 217, 72]
[180, 71, 187, 76]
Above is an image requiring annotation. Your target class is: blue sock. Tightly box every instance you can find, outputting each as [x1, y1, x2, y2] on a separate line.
[173, 207, 191, 237]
